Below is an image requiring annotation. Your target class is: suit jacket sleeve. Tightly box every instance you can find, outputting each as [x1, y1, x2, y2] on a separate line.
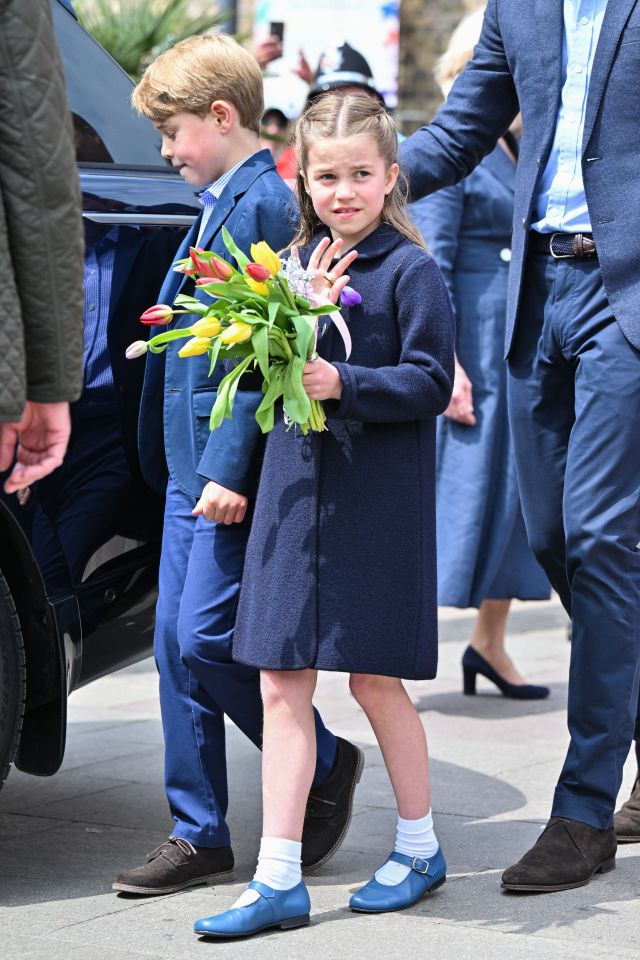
[196, 184, 296, 493]
[400, 0, 519, 201]
[0, 0, 84, 414]
[332, 255, 455, 423]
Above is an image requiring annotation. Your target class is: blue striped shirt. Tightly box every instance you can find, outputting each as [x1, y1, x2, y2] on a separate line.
[82, 226, 119, 399]
[532, 0, 608, 233]
[196, 152, 262, 246]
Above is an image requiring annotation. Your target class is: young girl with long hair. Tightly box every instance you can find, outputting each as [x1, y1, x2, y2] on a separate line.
[194, 90, 455, 938]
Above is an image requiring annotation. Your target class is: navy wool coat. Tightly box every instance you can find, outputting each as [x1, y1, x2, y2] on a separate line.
[232, 224, 455, 680]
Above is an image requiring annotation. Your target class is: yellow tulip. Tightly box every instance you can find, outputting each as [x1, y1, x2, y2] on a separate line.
[244, 276, 269, 297]
[250, 241, 281, 276]
[219, 321, 253, 345]
[178, 336, 211, 357]
[190, 317, 222, 338]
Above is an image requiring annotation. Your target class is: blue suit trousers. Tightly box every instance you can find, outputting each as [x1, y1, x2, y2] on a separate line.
[154, 479, 336, 848]
[508, 254, 640, 829]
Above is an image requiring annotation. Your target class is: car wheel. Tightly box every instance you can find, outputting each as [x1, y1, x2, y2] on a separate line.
[0, 570, 26, 792]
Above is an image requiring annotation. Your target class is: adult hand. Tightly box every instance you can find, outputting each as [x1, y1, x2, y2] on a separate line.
[295, 236, 359, 306]
[303, 357, 343, 401]
[444, 360, 476, 425]
[293, 49, 314, 86]
[254, 36, 283, 69]
[193, 480, 248, 525]
[1, 401, 71, 493]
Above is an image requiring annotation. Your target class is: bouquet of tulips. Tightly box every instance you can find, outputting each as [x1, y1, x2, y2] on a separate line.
[127, 228, 359, 434]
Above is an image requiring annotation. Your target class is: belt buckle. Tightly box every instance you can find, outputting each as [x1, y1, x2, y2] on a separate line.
[549, 232, 575, 259]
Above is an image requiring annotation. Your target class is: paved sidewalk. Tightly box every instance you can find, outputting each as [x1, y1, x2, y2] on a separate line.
[1, 599, 638, 960]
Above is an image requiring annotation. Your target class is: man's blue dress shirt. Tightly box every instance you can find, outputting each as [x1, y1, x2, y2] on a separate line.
[532, 0, 608, 233]
[82, 225, 119, 400]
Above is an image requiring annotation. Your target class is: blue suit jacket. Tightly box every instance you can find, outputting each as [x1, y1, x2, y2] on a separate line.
[138, 150, 296, 498]
[400, 0, 640, 354]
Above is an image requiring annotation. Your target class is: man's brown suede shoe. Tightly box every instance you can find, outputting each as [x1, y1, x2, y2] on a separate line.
[614, 774, 640, 842]
[501, 817, 616, 892]
[113, 837, 234, 895]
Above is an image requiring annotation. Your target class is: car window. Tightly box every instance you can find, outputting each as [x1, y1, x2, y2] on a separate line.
[52, 0, 166, 168]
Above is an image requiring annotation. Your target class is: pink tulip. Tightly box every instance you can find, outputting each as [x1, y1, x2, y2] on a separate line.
[140, 304, 174, 326]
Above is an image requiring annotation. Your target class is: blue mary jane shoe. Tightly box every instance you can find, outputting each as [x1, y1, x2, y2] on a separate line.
[349, 848, 446, 913]
[194, 880, 310, 939]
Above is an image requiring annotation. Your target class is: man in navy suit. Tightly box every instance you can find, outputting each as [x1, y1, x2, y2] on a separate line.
[401, 0, 640, 892]
[31, 223, 176, 598]
[113, 34, 362, 896]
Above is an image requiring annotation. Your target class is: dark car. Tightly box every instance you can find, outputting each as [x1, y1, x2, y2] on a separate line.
[0, 0, 199, 791]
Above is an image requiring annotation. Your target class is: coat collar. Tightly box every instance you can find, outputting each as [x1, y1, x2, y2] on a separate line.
[313, 222, 406, 264]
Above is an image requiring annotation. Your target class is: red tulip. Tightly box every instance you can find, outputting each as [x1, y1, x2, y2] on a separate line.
[210, 257, 233, 281]
[140, 304, 174, 326]
[246, 262, 271, 283]
[190, 247, 217, 278]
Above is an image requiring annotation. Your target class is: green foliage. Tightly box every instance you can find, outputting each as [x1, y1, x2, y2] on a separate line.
[74, 0, 226, 80]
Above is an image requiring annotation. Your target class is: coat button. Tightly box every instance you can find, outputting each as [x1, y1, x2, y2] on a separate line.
[500, 248, 512, 262]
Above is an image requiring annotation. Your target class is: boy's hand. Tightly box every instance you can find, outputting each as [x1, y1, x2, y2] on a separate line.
[303, 358, 343, 401]
[193, 481, 248, 524]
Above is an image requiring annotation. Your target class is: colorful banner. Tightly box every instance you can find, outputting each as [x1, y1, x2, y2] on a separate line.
[254, 0, 400, 117]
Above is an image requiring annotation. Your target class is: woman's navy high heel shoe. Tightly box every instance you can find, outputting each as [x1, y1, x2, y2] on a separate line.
[462, 645, 550, 700]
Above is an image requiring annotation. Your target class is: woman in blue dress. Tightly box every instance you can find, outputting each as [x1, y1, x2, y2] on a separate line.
[412, 8, 550, 700]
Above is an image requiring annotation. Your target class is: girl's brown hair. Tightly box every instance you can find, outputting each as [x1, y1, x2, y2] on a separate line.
[292, 90, 425, 249]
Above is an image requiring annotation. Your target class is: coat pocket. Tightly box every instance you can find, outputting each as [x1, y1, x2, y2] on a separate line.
[620, 25, 640, 44]
[192, 389, 216, 462]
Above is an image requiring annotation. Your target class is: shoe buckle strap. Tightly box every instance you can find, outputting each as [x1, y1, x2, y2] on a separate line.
[411, 857, 430, 875]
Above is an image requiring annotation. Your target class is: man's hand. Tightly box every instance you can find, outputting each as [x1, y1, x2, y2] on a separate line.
[303, 358, 343, 401]
[254, 36, 283, 69]
[1, 401, 71, 493]
[444, 360, 476, 425]
[193, 481, 248, 525]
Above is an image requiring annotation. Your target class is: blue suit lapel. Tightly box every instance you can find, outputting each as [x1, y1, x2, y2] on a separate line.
[109, 228, 145, 321]
[157, 216, 200, 306]
[536, 0, 564, 157]
[197, 191, 236, 253]
[583, 0, 638, 150]
[196, 150, 277, 253]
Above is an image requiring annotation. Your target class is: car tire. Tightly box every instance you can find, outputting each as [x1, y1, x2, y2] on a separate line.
[0, 570, 26, 792]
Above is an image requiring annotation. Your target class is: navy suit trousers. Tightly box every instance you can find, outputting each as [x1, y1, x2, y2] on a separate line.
[155, 479, 337, 848]
[508, 254, 640, 829]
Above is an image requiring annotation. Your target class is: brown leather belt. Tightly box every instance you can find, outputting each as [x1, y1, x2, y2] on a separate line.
[528, 231, 597, 259]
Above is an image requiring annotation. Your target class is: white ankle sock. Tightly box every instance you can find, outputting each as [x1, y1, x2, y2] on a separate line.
[374, 810, 439, 887]
[233, 837, 302, 908]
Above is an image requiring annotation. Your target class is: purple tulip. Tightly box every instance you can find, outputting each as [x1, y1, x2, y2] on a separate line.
[340, 286, 362, 308]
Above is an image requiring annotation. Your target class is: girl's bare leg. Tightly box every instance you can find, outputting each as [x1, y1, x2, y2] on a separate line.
[261, 668, 318, 840]
[349, 674, 429, 818]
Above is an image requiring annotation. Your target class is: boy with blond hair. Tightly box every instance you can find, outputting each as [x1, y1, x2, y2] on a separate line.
[113, 34, 362, 896]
